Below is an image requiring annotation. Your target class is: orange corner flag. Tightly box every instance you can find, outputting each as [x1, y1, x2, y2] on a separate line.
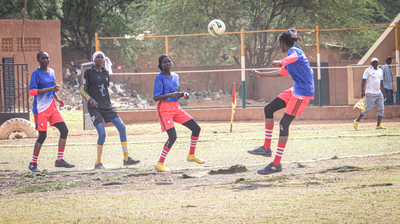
[353, 98, 366, 112]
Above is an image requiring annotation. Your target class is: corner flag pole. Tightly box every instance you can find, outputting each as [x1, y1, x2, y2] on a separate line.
[230, 83, 236, 132]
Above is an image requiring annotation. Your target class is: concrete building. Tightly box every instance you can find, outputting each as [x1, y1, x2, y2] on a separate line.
[0, 19, 62, 82]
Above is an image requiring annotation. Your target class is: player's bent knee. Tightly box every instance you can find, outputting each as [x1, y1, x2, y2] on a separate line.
[98, 131, 106, 139]
[264, 105, 274, 119]
[165, 135, 177, 148]
[97, 133, 106, 145]
[279, 114, 295, 136]
[117, 124, 126, 133]
[166, 128, 177, 142]
[168, 134, 177, 143]
[279, 124, 289, 136]
[37, 131, 47, 144]
[192, 125, 201, 137]
[60, 128, 68, 139]
[54, 122, 68, 139]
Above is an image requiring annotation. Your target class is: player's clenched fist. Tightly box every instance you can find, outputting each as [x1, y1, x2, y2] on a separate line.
[251, 70, 261, 78]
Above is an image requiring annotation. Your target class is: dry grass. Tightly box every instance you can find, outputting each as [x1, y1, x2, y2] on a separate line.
[0, 110, 400, 223]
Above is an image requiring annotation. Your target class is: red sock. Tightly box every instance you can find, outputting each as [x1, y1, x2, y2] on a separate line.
[189, 136, 199, 155]
[158, 146, 171, 163]
[31, 151, 39, 164]
[263, 124, 274, 150]
[57, 147, 65, 162]
[273, 142, 286, 166]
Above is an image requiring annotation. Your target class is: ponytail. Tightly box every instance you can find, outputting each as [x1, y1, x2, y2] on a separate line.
[279, 28, 301, 47]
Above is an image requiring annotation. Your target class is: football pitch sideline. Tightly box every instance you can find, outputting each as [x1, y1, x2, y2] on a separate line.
[1, 114, 399, 223]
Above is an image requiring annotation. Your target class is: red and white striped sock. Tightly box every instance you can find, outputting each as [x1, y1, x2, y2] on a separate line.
[189, 136, 199, 155]
[263, 124, 274, 150]
[273, 142, 286, 166]
[31, 151, 39, 164]
[57, 147, 65, 162]
[158, 146, 171, 163]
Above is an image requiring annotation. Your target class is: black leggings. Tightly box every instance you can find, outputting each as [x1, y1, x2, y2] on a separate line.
[264, 97, 286, 119]
[36, 122, 68, 144]
[164, 119, 201, 148]
[264, 97, 295, 137]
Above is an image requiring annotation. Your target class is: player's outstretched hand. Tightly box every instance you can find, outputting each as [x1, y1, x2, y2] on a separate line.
[89, 98, 98, 108]
[270, 60, 281, 67]
[183, 92, 190, 99]
[57, 99, 64, 107]
[251, 70, 261, 78]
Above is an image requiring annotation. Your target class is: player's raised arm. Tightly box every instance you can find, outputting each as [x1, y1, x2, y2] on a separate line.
[251, 69, 282, 78]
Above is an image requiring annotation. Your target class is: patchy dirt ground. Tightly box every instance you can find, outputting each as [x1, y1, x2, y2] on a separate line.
[1, 118, 399, 196]
[1, 115, 399, 223]
[1, 153, 399, 195]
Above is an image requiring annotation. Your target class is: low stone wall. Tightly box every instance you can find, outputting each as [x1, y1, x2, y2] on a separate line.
[118, 105, 400, 124]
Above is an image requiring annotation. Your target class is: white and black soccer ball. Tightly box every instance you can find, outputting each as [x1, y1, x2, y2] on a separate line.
[208, 19, 226, 37]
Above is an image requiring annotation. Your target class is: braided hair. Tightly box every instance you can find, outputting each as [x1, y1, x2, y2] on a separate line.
[278, 28, 301, 47]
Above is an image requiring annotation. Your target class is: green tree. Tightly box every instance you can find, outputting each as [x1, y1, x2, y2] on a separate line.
[0, 0, 63, 20]
[141, 0, 386, 66]
[60, 0, 147, 60]
[138, 0, 388, 100]
[0, 0, 147, 60]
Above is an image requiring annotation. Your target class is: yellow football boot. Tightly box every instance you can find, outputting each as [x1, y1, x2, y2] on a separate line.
[353, 120, 359, 130]
[376, 125, 386, 130]
[154, 162, 170, 172]
[187, 154, 205, 164]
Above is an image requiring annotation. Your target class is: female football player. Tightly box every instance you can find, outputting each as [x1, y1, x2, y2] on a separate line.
[28, 51, 75, 172]
[80, 51, 140, 169]
[247, 29, 315, 175]
[153, 54, 205, 172]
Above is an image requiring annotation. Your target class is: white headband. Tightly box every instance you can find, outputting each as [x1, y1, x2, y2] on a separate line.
[92, 51, 113, 74]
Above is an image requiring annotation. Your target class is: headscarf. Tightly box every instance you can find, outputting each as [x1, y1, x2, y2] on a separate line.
[287, 28, 298, 37]
[158, 54, 171, 71]
[93, 51, 113, 74]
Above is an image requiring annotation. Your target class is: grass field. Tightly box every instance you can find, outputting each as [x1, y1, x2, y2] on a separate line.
[1, 110, 400, 223]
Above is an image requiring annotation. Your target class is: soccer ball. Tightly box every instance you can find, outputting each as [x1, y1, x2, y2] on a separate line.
[208, 19, 226, 37]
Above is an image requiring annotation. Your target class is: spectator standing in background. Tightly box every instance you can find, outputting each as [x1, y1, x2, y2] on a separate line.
[382, 56, 394, 104]
[354, 57, 386, 130]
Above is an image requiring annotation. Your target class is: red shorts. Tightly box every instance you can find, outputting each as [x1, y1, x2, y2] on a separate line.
[33, 101, 64, 131]
[156, 101, 193, 132]
[278, 88, 314, 117]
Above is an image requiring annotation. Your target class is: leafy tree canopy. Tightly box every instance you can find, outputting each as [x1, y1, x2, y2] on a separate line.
[0, 0, 147, 60]
[0, 0, 397, 61]
[140, 0, 390, 63]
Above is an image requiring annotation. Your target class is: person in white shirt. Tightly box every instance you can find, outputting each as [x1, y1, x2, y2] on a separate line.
[354, 57, 386, 130]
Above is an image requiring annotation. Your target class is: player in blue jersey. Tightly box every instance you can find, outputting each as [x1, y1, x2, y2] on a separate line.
[81, 51, 140, 169]
[247, 29, 315, 175]
[153, 54, 205, 172]
[28, 51, 75, 172]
